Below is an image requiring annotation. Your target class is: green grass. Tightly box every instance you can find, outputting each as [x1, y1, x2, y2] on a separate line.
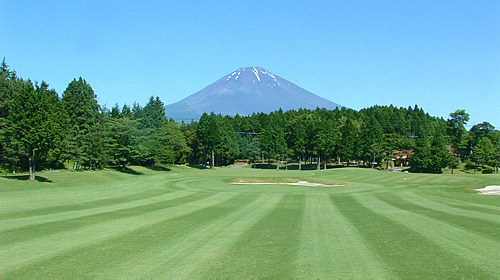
[1, 166, 499, 278]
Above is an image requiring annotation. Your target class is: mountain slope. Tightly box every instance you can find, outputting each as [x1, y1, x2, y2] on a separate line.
[165, 67, 341, 121]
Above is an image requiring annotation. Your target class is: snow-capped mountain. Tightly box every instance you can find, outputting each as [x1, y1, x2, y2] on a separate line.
[165, 67, 342, 122]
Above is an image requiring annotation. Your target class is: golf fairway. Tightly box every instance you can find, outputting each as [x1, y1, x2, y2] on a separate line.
[1, 167, 499, 278]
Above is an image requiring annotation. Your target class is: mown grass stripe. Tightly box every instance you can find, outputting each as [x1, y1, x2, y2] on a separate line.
[424, 193, 500, 214]
[1, 192, 259, 279]
[0, 174, 193, 216]
[387, 191, 500, 228]
[0, 188, 194, 229]
[96, 194, 283, 278]
[330, 194, 493, 278]
[295, 194, 392, 278]
[0, 190, 207, 245]
[0, 174, 200, 219]
[0, 189, 171, 219]
[0, 191, 237, 275]
[0, 167, 498, 278]
[198, 194, 306, 278]
[354, 194, 500, 276]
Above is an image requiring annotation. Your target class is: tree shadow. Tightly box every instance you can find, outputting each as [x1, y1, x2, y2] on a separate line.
[109, 166, 144, 175]
[186, 164, 208, 170]
[1, 175, 53, 183]
[145, 165, 172, 172]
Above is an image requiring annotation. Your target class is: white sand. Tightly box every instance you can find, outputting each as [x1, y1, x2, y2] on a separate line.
[232, 181, 342, 187]
[474, 186, 500, 195]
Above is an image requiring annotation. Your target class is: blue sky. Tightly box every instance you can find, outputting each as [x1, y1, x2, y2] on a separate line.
[1, 0, 498, 128]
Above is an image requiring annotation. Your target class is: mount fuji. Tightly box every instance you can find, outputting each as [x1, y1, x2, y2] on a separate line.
[165, 67, 342, 122]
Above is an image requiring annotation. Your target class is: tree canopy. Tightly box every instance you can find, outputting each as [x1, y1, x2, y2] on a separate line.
[1, 59, 499, 177]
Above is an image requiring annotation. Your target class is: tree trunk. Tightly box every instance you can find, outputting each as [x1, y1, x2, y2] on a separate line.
[317, 155, 321, 170]
[299, 156, 302, 170]
[324, 156, 327, 170]
[211, 148, 214, 168]
[29, 151, 35, 181]
[277, 155, 280, 169]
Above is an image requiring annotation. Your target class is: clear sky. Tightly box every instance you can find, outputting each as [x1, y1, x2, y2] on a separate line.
[1, 0, 498, 128]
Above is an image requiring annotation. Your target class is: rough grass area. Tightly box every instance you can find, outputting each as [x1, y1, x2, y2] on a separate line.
[0, 167, 499, 278]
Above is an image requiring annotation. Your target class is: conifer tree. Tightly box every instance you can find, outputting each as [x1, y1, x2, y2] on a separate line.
[104, 117, 140, 168]
[5, 81, 65, 179]
[62, 77, 101, 169]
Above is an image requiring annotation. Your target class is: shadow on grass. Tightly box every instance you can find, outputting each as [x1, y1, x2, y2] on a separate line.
[186, 164, 208, 170]
[145, 165, 172, 172]
[252, 163, 348, 170]
[109, 166, 144, 175]
[1, 175, 53, 183]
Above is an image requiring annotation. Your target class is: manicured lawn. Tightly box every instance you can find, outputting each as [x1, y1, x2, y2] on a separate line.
[1, 167, 499, 278]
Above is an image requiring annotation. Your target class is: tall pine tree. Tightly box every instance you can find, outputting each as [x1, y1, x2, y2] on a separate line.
[62, 77, 101, 169]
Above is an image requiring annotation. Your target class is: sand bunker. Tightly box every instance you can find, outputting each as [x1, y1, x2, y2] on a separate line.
[232, 180, 343, 187]
[474, 186, 500, 195]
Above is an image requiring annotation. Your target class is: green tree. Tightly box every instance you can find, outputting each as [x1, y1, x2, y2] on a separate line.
[62, 77, 101, 169]
[447, 109, 469, 157]
[104, 117, 140, 168]
[260, 110, 287, 169]
[410, 129, 449, 173]
[359, 115, 384, 167]
[429, 130, 451, 172]
[469, 122, 495, 147]
[245, 135, 262, 163]
[313, 118, 338, 170]
[447, 155, 460, 174]
[287, 114, 308, 170]
[5, 80, 65, 180]
[218, 115, 242, 165]
[337, 118, 358, 166]
[494, 143, 500, 173]
[140, 96, 166, 129]
[131, 97, 169, 166]
[197, 113, 222, 167]
[110, 103, 121, 118]
[155, 120, 191, 164]
[472, 137, 495, 167]
[121, 104, 132, 118]
[0, 59, 18, 168]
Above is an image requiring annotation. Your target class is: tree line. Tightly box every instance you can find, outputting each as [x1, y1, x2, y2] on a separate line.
[1, 59, 499, 179]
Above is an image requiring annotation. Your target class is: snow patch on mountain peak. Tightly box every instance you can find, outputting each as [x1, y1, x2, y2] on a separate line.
[226, 71, 238, 81]
[252, 67, 261, 82]
[260, 69, 276, 79]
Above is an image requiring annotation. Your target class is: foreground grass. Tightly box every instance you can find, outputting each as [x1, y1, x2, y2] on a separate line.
[0, 167, 499, 278]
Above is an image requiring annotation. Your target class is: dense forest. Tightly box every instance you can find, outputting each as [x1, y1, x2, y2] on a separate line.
[1, 59, 499, 180]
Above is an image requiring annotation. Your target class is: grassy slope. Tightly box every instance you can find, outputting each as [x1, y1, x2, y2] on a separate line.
[0, 167, 499, 278]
